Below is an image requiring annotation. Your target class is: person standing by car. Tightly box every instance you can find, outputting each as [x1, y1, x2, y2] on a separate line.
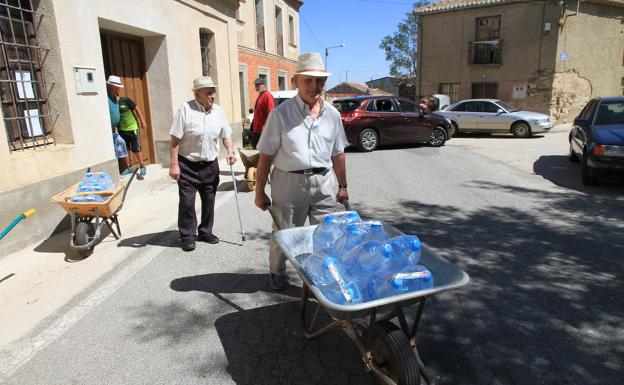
[251, 77, 274, 149]
[254, 52, 349, 291]
[169, 76, 236, 252]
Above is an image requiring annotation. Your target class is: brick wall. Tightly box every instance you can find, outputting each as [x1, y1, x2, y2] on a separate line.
[238, 50, 296, 115]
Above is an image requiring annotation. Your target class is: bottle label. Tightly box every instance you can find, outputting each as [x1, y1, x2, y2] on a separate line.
[326, 261, 353, 303]
[394, 271, 429, 281]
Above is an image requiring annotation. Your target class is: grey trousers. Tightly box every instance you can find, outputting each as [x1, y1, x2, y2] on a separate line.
[269, 168, 340, 276]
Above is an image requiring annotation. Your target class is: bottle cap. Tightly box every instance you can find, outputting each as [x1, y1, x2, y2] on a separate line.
[409, 237, 422, 251]
[380, 243, 393, 257]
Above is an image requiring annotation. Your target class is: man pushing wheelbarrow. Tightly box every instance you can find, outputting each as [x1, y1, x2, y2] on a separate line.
[254, 52, 349, 291]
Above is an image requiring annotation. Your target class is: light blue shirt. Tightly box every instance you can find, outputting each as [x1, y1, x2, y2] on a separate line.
[257, 94, 348, 171]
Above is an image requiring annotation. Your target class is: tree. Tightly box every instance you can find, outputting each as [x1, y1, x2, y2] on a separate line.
[379, 1, 432, 79]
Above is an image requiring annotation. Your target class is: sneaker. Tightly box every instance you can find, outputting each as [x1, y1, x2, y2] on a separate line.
[268, 273, 288, 291]
[139, 165, 146, 177]
[181, 238, 195, 252]
[121, 167, 135, 176]
[198, 233, 219, 244]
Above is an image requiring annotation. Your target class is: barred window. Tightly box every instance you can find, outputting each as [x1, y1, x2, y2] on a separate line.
[438, 83, 460, 103]
[199, 29, 213, 77]
[1, 0, 53, 151]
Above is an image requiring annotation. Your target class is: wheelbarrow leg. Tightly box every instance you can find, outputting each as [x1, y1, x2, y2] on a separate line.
[104, 215, 120, 240]
[299, 283, 342, 339]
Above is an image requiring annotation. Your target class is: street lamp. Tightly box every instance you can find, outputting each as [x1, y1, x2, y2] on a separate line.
[324, 43, 345, 71]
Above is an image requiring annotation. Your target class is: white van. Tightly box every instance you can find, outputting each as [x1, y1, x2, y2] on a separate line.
[272, 89, 297, 106]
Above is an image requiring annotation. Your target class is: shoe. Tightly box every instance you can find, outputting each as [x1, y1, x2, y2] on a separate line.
[181, 238, 195, 252]
[139, 165, 146, 177]
[121, 167, 135, 176]
[198, 233, 219, 244]
[268, 273, 288, 291]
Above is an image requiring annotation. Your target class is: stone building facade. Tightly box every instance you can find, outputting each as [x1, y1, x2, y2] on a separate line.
[415, 0, 624, 123]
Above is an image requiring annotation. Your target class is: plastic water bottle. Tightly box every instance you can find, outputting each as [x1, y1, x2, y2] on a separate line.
[389, 235, 423, 265]
[343, 240, 394, 275]
[70, 194, 106, 203]
[83, 172, 97, 184]
[312, 215, 341, 252]
[302, 249, 336, 286]
[363, 220, 388, 243]
[317, 256, 363, 305]
[96, 172, 113, 191]
[335, 224, 367, 256]
[368, 265, 433, 301]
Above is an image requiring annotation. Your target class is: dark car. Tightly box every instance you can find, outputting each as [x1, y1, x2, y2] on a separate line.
[569, 97, 624, 185]
[333, 95, 454, 152]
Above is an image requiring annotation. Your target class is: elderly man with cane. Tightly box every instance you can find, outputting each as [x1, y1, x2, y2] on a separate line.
[169, 76, 236, 252]
[254, 52, 350, 291]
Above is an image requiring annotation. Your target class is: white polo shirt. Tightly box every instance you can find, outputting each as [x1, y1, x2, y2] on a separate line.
[170, 100, 232, 162]
[257, 94, 348, 171]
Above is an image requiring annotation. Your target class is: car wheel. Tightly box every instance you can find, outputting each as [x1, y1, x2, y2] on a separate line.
[358, 128, 378, 152]
[428, 126, 447, 147]
[582, 152, 598, 185]
[511, 121, 531, 138]
[568, 142, 579, 162]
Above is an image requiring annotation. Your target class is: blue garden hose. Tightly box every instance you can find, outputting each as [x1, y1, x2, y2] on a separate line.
[0, 209, 36, 241]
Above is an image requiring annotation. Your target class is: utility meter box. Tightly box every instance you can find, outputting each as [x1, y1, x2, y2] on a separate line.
[73, 67, 97, 94]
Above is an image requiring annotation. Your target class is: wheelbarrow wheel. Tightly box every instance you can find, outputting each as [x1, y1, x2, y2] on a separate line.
[75, 221, 95, 258]
[246, 166, 257, 191]
[371, 329, 420, 385]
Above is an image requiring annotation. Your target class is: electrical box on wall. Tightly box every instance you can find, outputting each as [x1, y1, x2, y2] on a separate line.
[73, 67, 97, 95]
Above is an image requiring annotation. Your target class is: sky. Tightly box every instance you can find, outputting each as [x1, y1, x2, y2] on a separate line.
[299, 0, 418, 89]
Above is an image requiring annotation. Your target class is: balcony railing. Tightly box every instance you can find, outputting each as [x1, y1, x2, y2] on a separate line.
[469, 40, 502, 65]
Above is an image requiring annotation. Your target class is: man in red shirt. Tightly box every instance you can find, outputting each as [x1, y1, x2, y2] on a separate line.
[251, 77, 274, 149]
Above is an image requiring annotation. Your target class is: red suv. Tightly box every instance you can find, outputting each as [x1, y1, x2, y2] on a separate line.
[333, 96, 455, 152]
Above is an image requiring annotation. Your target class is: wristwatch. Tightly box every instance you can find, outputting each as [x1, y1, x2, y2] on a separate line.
[338, 184, 347, 189]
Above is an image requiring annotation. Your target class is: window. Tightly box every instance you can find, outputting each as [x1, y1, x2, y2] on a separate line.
[478, 101, 500, 113]
[595, 102, 624, 125]
[199, 29, 214, 77]
[580, 100, 598, 121]
[275, 6, 283, 56]
[288, 15, 295, 45]
[621, 78, 624, 95]
[1, 0, 53, 151]
[438, 83, 460, 103]
[277, 71, 287, 91]
[471, 82, 498, 99]
[255, 0, 265, 51]
[258, 67, 269, 90]
[398, 100, 418, 113]
[476, 16, 500, 41]
[373, 99, 395, 112]
[333, 100, 361, 113]
[238, 64, 248, 119]
[452, 101, 479, 112]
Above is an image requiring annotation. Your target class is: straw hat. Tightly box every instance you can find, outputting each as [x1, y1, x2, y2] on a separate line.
[106, 75, 124, 88]
[192, 76, 217, 91]
[294, 52, 331, 77]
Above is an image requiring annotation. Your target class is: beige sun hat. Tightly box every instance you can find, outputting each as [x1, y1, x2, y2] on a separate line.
[294, 52, 331, 77]
[106, 75, 124, 88]
[192, 76, 217, 91]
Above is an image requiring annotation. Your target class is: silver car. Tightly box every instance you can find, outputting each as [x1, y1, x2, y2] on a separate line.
[438, 99, 553, 137]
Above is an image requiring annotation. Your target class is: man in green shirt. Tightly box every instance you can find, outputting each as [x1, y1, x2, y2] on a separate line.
[118, 95, 147, 180]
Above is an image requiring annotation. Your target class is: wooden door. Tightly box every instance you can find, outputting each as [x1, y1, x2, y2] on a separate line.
[101, 31, 154, 164]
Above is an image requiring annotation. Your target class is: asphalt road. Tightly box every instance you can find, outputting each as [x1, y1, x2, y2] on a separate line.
[2, 134, 623, 385]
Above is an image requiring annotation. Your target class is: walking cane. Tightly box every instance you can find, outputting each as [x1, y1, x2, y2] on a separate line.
[230, 164, 246, 242]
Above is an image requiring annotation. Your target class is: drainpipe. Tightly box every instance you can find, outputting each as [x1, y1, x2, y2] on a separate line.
[559, 0, 581, 28]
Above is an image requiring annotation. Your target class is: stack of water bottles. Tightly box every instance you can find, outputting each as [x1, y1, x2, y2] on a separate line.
[301, 211, 434, 305]
[70, 172, 114, 203]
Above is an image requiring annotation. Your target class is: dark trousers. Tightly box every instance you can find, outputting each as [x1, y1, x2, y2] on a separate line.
[177, 155, 220, 241]
[250, 132, 261, 149]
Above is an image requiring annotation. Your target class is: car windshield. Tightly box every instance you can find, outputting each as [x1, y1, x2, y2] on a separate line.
[594, 102, 624, 125]
[496, 101, 519, 112]
[333, 100, 361, 113]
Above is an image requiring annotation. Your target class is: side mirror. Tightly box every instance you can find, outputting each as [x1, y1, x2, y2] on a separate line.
[496, 109, 504, 114]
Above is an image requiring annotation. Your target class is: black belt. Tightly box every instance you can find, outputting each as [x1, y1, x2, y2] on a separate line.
[289, 167, 329, 175]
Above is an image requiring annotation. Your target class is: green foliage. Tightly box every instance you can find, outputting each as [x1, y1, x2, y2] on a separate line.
[379, 1, 433, 79]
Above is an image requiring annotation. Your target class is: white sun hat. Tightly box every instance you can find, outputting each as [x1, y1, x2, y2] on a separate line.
[106, 75, 124, 88]
[192, 76, 217, 91]
[294, 52, 331, 77]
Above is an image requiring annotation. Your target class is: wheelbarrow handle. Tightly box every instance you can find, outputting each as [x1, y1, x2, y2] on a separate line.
[267, 200, 350, 231]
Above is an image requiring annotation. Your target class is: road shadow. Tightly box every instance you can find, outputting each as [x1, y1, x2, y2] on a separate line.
[455, 132, 545, 139]
[117, 230, 179, 249]
[351, 183, 624, 385]
[534, 155, 624, 194]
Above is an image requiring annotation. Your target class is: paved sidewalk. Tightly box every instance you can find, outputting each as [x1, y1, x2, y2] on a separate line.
[0, 157, 247, 346]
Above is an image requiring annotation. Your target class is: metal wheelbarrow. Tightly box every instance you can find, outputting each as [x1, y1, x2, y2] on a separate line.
[271, 209, 470, 385]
